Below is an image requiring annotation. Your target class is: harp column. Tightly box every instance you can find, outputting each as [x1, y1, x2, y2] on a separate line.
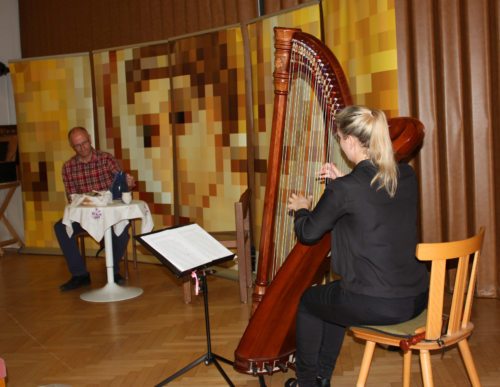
[252, 28, 300, 309]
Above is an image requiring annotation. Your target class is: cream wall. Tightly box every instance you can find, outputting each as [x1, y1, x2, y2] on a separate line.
[0, 0, 23, 248]
[0, 0, 21, 124]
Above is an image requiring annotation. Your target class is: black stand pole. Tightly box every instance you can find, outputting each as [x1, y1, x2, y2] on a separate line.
[155, 270, 235, 386]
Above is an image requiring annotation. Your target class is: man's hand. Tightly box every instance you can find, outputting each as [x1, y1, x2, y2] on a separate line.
[126, 173, 136, 190]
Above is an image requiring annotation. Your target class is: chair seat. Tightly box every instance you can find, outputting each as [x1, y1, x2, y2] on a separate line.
[352, 309, 427, 339]
[352, 318, 475, 359]
[352, 311, 475, 350]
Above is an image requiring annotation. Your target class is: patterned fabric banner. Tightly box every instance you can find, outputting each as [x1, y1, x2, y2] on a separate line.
[9, 55, 94, 249]
[170, 27, 248, 231]
[93, 43, 175, 230]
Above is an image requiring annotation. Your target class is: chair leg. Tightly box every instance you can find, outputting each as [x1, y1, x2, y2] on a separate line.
[457, 340, 481, 387]
[123, 249, 129, 280]
[183, 277, 192, 303]
[356, 341, 376, 387]
[245, 241, 253, 289]
[237, 263, 248, 303]
[131, 220, 138, 269]
[122, 221, 136, 281]
[419, 349, 434, 387]
[403, 349, 412, 387]
[236, 229, 250, 303]
[78, 235, 87, 269]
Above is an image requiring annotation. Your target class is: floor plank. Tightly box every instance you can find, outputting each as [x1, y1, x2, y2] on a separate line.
[0, 251, 499, 386]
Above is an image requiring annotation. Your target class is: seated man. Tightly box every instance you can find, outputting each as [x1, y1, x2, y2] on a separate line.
[54, 126, 135, 291]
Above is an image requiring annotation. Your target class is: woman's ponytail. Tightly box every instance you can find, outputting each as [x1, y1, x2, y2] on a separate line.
[369, 109, 398, 197]
[335, 105, 398, 197]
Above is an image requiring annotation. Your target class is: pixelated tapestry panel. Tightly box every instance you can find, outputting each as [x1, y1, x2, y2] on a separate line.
[323, 0, 400, 116]
[9, 2, 401, 252]
[247, 3, 322, 244]
[170, 27, 248, 232]
[93, 43, 175, 229]
[9, 55, 94, 249]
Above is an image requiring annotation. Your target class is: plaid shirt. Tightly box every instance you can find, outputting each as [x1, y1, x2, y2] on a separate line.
[62, 149, 121, 200]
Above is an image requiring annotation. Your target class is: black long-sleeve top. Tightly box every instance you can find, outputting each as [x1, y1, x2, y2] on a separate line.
[294, 160, 429, 298]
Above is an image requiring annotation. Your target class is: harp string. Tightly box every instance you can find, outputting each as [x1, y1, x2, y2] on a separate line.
[275, 47, 291, 275]
[272, 40, 352, 276]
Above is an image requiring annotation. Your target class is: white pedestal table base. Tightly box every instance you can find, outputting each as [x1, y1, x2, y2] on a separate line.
[80, 283, 143, 302]
[80, 224, 143, 302]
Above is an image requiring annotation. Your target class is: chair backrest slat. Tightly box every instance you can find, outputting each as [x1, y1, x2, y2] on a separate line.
[234, 187, 251, 256]
[426, 259, 446, 339]
[448, 254, 469, 333]
[416, 227, 485, 341]
[462, 249, 480, 328]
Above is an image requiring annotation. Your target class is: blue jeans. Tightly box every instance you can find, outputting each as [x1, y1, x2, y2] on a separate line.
[54, 219, 130, 277]
[295, 281, 427, 386]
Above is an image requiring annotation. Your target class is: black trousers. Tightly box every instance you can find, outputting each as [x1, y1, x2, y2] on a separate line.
[295, 281, 427, 386]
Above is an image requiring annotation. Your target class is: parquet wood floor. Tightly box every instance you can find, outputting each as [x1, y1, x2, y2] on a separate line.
[0, 251, 499, 386]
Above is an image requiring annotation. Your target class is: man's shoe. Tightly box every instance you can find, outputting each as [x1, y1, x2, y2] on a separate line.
[114, 273, 125, 285]
[284, 378, 297, 387]
[60, 274, 91, 292]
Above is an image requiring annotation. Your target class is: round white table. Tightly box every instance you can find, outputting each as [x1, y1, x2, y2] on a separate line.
[62, 199, 154, 302]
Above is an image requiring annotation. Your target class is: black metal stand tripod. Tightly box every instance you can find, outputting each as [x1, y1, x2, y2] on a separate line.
[155, 270, 235, 386]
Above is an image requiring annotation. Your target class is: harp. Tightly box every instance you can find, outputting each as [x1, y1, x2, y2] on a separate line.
[234, 27, 424, 375]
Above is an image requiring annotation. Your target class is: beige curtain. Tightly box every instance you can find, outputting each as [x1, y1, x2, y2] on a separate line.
[395, 0, 499, 298]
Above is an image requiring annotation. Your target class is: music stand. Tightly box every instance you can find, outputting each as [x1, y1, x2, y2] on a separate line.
[135, 224, 236, 386]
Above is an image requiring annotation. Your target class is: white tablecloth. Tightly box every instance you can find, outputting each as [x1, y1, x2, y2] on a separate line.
[62, 200, 154, 241]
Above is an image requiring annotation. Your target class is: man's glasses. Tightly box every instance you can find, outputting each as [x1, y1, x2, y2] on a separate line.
[72, 140, 90, 150]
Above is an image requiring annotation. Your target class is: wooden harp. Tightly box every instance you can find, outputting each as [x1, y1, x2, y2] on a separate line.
[234, 27, 424, 376]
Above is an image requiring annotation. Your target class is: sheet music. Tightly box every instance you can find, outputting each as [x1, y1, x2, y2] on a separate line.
[139, 223, 234, 273]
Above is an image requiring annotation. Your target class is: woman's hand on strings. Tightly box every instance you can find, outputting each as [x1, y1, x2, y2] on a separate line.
[288, 193, 313, 212]
[318, 162, 343, 181]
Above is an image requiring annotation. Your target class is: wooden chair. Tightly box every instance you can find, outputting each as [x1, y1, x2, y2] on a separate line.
[183, 188, 253, 304]
[76, 219, 138, 280]
[0, 181, 23, 256]
[350, 227, 485, 387]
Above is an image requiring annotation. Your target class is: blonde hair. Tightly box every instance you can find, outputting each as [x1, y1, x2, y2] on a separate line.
[335, 105, 398, 197]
